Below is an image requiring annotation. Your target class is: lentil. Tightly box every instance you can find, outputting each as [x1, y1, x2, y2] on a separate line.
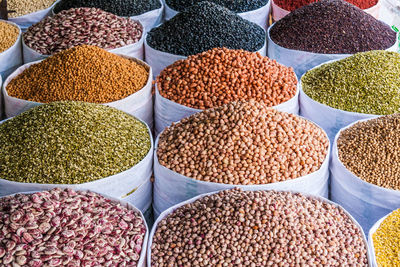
[157, 100, 328, 185]
[157, 47, 297, 110]
[373, 209, 400, 266]
[302, 51, 400, 115]
[274, 0, 378, 11]
[24, 8, 143, 55]
[146, 2, 265, 56]
[165, 0, 268, 13]
[151, 188, 368, 266]
[0, 101, 151, 184]
[0, 21, 19, 53]
[54, 0, 161, 17]
[338, 114, 400, 190]
[270, 0, 396, 54]
[0, 188, 146, 266]
[7, 0, 55, 17]
[6, 45, 149, 103]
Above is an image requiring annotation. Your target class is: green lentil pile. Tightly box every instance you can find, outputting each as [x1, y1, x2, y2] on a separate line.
[0, 21, 19, 53]
[302, 51, 400, 115]
[0, 102, 151, 184]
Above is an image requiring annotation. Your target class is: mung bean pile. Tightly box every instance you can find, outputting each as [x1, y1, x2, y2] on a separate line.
[338, 114, 400, 190]
[165, 0, 268, 12]
[0, 188, 146, 266]
[157, 48, 297, 110]
[302, 51, 400, 115]
[7, 0, 56, 18]
[270, 0, 396, 54]
[146, 2, 265, 56]
[157, 101, 329, 185]
[6, 45, 149, 103]
[372, 209, 400, 266]
[54, 0, 161, 16]
[0, 21, 19, 53]
[0, 101, 151, 184]
[151, 188, 368, 266]
[24, 8, 143, 55]
[274, 0, 378, 11]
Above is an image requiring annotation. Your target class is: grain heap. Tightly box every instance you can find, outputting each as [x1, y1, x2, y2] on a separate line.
[0, 21, 19, 53]
[165, 0, 268, 12]
[7, 0, 55, 18]
[274, 0, 378, 11]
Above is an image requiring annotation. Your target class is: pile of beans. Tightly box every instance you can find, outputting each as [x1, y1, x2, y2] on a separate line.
[7, 45, 149, 103]
[147, 2, 265, 56]
[338, 114, 400, 190]
[7, 0, 55, 18]
[24, 8, 143, 55]
[274, 0, 378, 11]
[302, 51, 400, 115]
[157, 100, 328, 185]
[157, 48, 297, 110]
[165, 0, 268, 12]
[270, 0, 396, 54]
[0, 21, 19, 53]
[0, 101, 151, 184]
[151, 188, 368, 266]
[373, 209, 400, 266]
[0, 188, 146, 266]
[54, 0, 161, 17]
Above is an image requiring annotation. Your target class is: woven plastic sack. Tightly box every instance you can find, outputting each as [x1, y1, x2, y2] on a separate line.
[154, 83, 300, 136]
[0, 21, 22, 81]
[2, 56, 154, 128]
[153, 125, 330, 216]
[368, 213, 392, 267]
[330, 119, 400, 233]
[148, 189, 371, 266]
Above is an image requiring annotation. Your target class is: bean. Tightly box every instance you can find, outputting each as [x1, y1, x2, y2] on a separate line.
[165, 0, 268, 13]
[274, 0, 378, 11]
[0, 21, 19, 53]
[7, 0, 55, 18]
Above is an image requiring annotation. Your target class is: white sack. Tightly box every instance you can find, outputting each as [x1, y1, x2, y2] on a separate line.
[148, 189, 371, 266]
[154, 83, 300, 137]
[330, 120, 400, 233]
[368, 213, 392, 267]
[0, 21, 22, 81]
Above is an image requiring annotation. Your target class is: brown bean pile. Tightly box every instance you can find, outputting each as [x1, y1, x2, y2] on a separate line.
[151, 188, 368, 266]
[0, 188, 146, 266]
[157, 101, 329, 185]
[6, 45, 149, 103]
[338, 114, 400, 190]
[0, 21, 19, 53]
[157, 47, 297, 110]
[24, 8, 143, 55]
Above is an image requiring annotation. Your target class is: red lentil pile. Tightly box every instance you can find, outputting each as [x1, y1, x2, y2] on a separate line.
[157, 47, 297, 110]
[274, 0, 378, 11]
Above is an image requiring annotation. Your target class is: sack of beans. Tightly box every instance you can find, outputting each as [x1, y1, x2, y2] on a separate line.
[330, 115, 400, 233]
[22, 8, 145, 63]
[153, 100, 330, 216]
[271, 0, 381, 21]
[2, 45, 154, 128]
[299, 50, 400, 142]
[145, 2, 267, 77]
[268, 0, 398, 77]
[7, 0, 59, 32]
[0, 188, 149, 266]
[0, 20, 22, 80]
[163, 0, 271, 30]
[149, 188, 370, 266]
[53, 0, 164, 32]
[154, 47, 300, 136]
[0, 102, 154, 215]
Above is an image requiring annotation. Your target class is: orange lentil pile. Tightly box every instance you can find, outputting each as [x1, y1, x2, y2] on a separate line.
[156, 47, 297, 110]
[6, 45, 149, 103]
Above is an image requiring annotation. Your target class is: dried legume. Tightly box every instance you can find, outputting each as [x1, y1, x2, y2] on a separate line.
[274, 0, 378, 11]
[24, 8, 143, 55]
[157, 100, 328, 185]
[157, 47, 297, 109]
[7, 45, 149, 103]
[373, 209, 400, 266]
[302, 51, 400, 115]
[54, 0, 161, 16]
[8, 0, 55, 17]
[166, 0, 268, 12]
[147, 2, 265, 56]
[0, 188, 146, 266]
[270, 0, 396, 54]
[0, 101, 151, 184]
[151, 188, 368, 266]
[0, 21, 19, 53]
[338, 114, 400, 190]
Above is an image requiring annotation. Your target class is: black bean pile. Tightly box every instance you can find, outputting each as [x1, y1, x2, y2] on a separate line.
[146, 2, 265, 56]
[54, 0, 161, 16]
[165, 0, 268, 13]
[269, 0, 396, 54]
